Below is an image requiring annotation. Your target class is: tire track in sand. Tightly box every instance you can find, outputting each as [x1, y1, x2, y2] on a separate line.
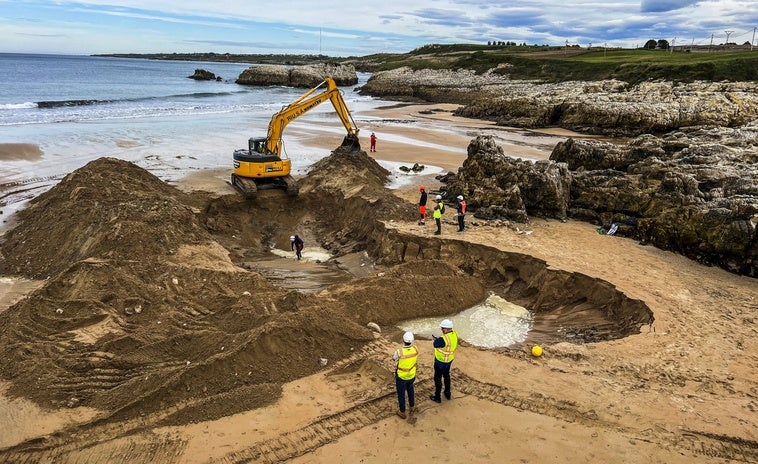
[220, 370, 757, 464]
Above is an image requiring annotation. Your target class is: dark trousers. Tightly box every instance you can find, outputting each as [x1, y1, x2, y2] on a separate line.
[435, 218, 441, 234]
[396, 376, 415, 412]
[457, 214, 465, 231]
[433, 362, 452, 400]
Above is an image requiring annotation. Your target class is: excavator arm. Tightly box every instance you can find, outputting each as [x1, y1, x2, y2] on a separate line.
[264, 77, 360, 156]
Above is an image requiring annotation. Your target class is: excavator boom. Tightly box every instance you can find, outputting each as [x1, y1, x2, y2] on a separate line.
[264, 78, 360, 156]
[231, 78, 360, 198]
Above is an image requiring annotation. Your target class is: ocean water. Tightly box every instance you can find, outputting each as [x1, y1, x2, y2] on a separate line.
[0, 53, 377, 179]
[0, 53, 383, 224]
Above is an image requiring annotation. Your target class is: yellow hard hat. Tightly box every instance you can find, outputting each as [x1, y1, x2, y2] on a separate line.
[531, 345, 543, 357]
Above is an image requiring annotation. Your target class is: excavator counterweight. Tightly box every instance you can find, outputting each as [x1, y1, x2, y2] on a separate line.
[231, 78, 360, 198]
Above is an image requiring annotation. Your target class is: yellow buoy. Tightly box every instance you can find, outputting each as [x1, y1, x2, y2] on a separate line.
[531, 345, 543, 357]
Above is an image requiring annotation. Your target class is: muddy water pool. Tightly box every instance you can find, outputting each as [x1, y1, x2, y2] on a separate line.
[241, 247, 375, 293]
[398, 294, 532, 348]
[398, 292, 631, 349]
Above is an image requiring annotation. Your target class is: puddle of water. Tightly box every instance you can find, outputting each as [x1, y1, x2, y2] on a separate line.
[241, 246, 355, 293]
[398, 293, 532, 348]
[268, 246, 333, 263]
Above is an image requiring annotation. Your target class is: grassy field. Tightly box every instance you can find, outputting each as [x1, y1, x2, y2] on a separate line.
[366, 45, 758, 83]
[100, 44, 758, 83]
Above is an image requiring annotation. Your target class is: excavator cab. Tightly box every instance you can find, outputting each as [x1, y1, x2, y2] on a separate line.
[250, 137, 266, 154]
[231, 137, 296, 198]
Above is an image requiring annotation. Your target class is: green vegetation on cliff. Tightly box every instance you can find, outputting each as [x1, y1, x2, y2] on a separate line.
[98, 44, 758, 84]
[368, 44, 758, 83]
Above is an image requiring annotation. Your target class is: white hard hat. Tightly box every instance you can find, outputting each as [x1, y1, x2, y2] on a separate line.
[435, 194, 442, 200]
[289, 236, 295, 240]
[403, 331, 414, 343]
[440, 319, 453, 329]
[457, 195, 464, 200]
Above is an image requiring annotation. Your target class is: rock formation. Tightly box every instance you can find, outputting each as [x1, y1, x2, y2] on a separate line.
[443, 131, 758, 277]
[236, 63, 358, 88]
[359, 67, 758, 137]
[187, 68, 220, 80]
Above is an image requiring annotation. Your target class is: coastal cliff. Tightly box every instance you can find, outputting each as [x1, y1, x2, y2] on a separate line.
[359, 67, 758, 137]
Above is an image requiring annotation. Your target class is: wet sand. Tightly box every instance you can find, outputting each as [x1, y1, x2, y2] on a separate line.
[0, 143, 43, 161]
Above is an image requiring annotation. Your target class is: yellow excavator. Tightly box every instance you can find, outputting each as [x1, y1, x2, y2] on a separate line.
[231, 77, 361, 198]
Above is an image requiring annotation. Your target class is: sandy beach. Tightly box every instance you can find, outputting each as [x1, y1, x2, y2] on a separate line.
[0, 102, 756, 464]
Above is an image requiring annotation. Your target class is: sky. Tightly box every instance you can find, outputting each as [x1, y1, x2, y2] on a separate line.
[1, 0, 757, 56]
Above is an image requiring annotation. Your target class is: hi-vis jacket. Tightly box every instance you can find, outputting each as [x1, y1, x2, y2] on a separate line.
[395, 345, 418, 380]
[434, 331, 458, 364]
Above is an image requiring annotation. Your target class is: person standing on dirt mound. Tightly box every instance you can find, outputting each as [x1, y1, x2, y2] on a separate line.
[290, 235, 304, 260]
[418, 185, 428, 225]
[430, 319, 458, 403]
[393, 331, 418, 419]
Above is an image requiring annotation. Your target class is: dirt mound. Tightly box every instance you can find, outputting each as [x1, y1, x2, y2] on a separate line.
[301, 146, 391, 197]
[0, 155, 482, 428]
[0, 158, 350, 422]
[300, 146, 416, 224]
[0, 157, 208, 278]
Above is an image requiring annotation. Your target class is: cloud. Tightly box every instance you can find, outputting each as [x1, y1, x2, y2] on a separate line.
[0, 0, 755, 55]
[412, 8, 475, 27]
[640, 0, 698, 13]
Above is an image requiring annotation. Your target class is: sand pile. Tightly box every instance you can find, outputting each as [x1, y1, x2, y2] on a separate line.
[0, 153, 481, 426]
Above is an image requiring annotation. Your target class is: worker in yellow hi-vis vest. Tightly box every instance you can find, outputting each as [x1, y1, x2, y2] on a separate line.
[393, 331, 418, 419]
[430, 319, 458, 403]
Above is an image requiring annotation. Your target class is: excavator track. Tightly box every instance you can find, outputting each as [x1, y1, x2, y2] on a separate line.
[230, 174, 258, 199]
[282, 175, 299, 196]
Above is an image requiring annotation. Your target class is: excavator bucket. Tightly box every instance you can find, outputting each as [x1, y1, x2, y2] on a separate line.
[341, 135, 361, 152]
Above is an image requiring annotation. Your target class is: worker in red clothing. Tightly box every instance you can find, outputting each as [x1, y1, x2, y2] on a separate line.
[456, 195, 467, 232]
[369, 132, 377, 152]
[418, 185, 428, 225]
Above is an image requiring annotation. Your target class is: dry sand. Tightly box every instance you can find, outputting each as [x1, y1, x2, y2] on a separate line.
[173, 104, 758, 463]
[0, 103, 756, 464]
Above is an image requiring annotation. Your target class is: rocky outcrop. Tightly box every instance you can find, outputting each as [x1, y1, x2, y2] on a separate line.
[440, 137, 571, 221]
[359, 67, 512, 104]
[236, 64, 290, 86]
[443, 130, 758, 277]
[236, 64, 358, 88]
[458, 80, 758, 137]
[359, 67, 758, 136]
[187, 69, 220, 80]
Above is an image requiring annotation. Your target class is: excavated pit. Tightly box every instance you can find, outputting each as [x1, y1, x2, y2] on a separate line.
[0, 151, 652, 454]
